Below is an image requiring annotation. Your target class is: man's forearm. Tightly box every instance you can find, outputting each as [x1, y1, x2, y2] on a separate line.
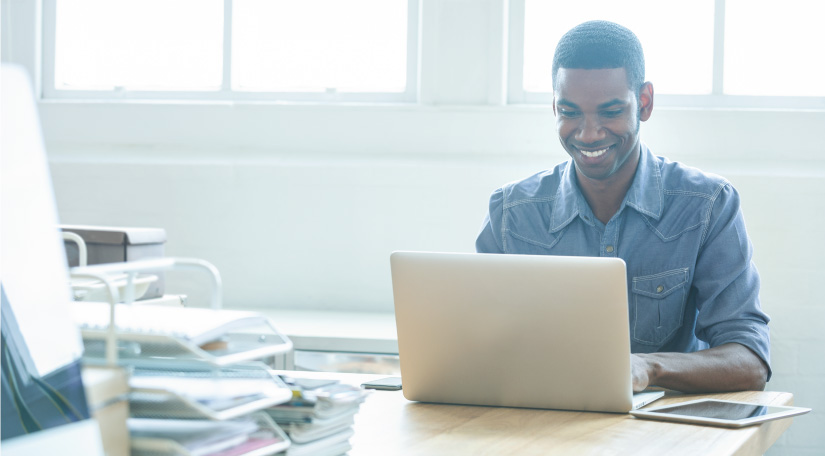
[634, 343, 769, 393]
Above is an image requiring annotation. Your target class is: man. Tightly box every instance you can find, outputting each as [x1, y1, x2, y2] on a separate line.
[476, 20, 770, 393]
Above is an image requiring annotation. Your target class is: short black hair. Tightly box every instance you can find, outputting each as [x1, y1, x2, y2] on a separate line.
[552, 20, 645, 93]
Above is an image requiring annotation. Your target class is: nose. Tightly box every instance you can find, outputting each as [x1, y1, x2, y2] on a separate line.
[575, 114, 605, 145]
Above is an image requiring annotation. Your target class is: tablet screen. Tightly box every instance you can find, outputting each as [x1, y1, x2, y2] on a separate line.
[650, 400, 783, 421]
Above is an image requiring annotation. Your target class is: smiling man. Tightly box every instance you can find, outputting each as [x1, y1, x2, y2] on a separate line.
[476, 21, 770, 393]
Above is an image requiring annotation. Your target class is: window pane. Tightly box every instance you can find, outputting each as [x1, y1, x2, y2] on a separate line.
[724, 0, 825, 96]
[54, 0, 223, 91]
[522, 0, 714, 95]
[232, 0, 408, 93]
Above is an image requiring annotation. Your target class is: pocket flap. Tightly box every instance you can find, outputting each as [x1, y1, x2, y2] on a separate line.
[632, 268, 688, 298]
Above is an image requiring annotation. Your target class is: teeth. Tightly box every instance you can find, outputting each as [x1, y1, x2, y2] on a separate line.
[580, 148, 608, 158]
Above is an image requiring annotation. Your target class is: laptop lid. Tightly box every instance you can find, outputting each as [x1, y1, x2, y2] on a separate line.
[390, 251, 645, 413]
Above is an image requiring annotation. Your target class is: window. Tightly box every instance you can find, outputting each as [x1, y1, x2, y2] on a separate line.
[509, 0, 825, 108]
[232, 0, 409, 94]
[518, 0, 714, 97]
[724, 0, 825, 97]
[51, 0, 224, 92]
[42, 0, 419, 102]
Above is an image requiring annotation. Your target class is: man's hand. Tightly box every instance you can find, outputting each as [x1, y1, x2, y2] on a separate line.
[629, 343, 768, 393]
[631, 354, 653, 392]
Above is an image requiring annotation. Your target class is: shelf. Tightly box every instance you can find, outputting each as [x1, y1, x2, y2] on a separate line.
[128, 363, 293, 421]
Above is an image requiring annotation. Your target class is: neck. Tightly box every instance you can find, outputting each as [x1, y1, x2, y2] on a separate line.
[576, 146, 640, 225]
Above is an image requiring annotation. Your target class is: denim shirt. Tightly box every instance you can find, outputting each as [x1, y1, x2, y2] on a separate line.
[476, 144, 771, 376]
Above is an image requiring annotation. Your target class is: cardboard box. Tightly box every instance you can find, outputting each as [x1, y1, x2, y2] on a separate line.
[61, 225, 167, 299]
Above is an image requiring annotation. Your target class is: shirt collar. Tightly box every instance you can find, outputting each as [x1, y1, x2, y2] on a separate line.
[625, 143, 664, 220]
[549, 143, 663, 233]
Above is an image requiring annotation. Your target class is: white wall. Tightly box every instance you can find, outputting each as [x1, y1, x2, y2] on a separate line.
[42, 109, 825, 456]
[5, 0, 824, 453]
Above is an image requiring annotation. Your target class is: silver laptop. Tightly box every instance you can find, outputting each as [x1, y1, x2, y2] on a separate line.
[390, 251, 664, 413]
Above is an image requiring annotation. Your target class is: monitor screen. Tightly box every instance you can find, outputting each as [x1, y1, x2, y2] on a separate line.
[1, 64, 90, 440]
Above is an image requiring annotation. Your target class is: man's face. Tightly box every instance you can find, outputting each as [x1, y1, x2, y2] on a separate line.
[553, 68, 651, 182]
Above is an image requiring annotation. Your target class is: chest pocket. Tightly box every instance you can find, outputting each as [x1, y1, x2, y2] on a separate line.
[631, 268, 689, 346]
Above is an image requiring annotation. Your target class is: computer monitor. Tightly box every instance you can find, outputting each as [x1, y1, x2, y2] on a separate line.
[1, 64, 91, 440]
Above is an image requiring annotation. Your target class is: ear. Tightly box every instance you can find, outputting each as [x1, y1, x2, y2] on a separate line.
[552, 96, 557, 117]
[638, 82, 654, 122]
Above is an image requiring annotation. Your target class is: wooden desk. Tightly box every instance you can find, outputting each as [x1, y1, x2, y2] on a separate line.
[347, 389, 794, 456]
[272, 371, 795, 455]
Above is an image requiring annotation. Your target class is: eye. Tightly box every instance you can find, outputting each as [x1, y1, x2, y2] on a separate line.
[558, 109, 581, 118]
[601, 109, 623, 118]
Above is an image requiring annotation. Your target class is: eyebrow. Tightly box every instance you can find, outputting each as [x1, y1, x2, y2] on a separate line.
[555, 98, 628, 109]
[556, 98, 579, 109]
[597, 99, 628, 109]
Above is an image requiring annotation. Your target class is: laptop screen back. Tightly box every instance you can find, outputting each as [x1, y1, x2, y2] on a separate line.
[391, 251, 635, 413]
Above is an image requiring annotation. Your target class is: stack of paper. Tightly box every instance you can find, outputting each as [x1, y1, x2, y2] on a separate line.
[266, 378, 370, 456]
[129, 412, 290, 456]
[63, 257, 297, 455]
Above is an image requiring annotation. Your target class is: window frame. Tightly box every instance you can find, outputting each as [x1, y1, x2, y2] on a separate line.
[507, 0, 825, 110]
[40, 0, 421, 103]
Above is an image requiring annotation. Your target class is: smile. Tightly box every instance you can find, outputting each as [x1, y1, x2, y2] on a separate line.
[580, 147, 608, 158]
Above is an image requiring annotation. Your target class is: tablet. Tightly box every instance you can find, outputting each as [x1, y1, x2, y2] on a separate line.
[361, 376, 403, 391]
[630, 399, 811, 428]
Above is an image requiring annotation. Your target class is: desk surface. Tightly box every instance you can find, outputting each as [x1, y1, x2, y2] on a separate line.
[347, 388, 793, 456]
[276, 372, 795, 456]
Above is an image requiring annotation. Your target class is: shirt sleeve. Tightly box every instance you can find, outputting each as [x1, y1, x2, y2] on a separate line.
[475, 187, 505, 254]
[693, 182, 771, 379]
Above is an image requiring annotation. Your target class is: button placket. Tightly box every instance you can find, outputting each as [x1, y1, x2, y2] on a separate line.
[601, 215, 620, 257]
